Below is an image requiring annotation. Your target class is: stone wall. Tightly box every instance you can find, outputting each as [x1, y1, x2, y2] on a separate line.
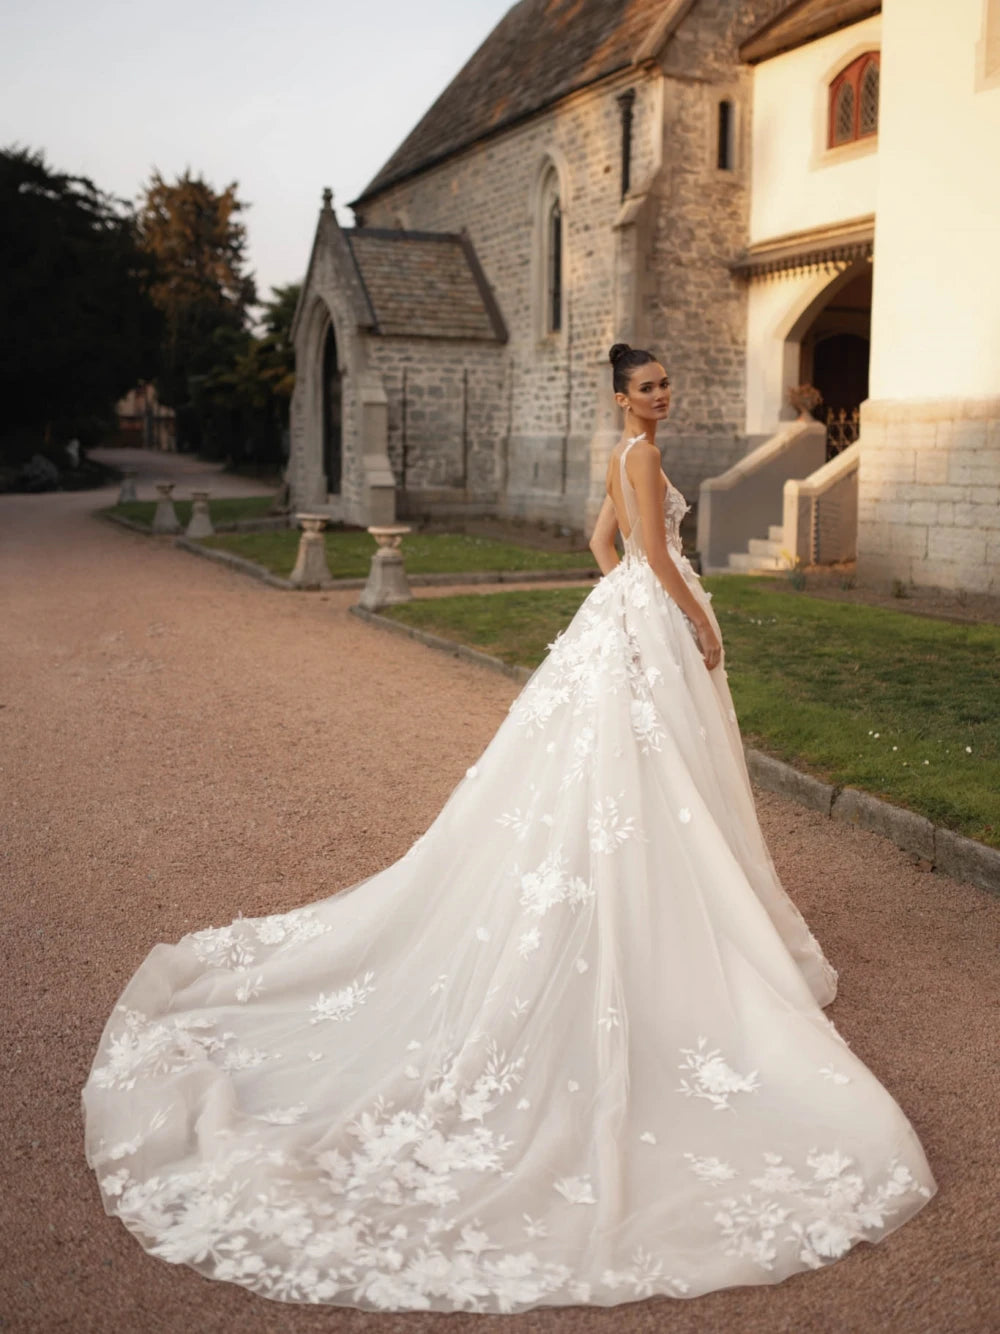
[366, 339, 508, 517]
[290, 225, 374, 525]
[349, 0, 799, 525]
[858, 397, 1000, 593]
[643, 0, 798, 497]
[354, 67, 661, 528]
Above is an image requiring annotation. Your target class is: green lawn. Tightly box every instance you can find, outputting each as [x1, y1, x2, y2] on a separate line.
[196, 531, 597, 580]
[383, 576, 1000, 848]
[102, 496, 277, 527]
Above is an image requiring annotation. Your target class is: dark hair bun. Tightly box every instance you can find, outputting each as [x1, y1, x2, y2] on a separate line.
[608, 343, 632, 365]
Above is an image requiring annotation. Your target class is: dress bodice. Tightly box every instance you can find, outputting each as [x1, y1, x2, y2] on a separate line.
[618, 433, 691, 560]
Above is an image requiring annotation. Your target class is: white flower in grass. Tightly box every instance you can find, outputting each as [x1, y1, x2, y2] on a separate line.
[965, 746, 973, 754]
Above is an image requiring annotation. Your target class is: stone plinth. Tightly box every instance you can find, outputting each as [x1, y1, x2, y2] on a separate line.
[359, 526, 413, 610]
[152, 482, 181, 534]
[118, 470, 138, 504]
[289, 513, 333, 587]
[186, 491, 214, 538]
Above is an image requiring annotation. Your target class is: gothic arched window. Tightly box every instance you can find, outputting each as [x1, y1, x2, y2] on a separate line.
[537, 164, 564, 336]
[828, 52, 880, 148]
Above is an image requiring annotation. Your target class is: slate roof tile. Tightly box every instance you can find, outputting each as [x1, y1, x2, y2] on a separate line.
[353, 0, 670, 204]
[344, 229, 506, 341]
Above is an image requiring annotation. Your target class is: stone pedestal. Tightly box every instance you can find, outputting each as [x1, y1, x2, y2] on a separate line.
[152, 482, 181, 534]
[118, 469, 137, 504]
[289, 513, 333, 587]
[359, 526, 413, 610]
[186, 491, 214, 538]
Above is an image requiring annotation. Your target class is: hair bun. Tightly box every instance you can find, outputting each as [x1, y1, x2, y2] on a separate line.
[608, 343, 632, 365]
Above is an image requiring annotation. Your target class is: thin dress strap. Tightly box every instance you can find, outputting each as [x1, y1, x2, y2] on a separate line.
[619, 435, 643, 542]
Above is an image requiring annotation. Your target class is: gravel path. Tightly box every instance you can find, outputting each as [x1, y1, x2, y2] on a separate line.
[2, 477, 997, 1334]
[88, 446, 280, 500]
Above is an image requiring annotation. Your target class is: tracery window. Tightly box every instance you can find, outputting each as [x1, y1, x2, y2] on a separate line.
[828, 52, 880, 148]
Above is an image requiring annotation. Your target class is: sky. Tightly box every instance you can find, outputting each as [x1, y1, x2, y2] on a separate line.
[0, 0, 514, 306]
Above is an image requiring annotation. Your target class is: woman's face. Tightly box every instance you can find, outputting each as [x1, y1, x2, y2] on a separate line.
[616, 360, 671, 421]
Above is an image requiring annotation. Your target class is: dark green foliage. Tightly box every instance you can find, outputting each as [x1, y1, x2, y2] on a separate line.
[0, 145, 161, 469]
[137, 170, 298, 466]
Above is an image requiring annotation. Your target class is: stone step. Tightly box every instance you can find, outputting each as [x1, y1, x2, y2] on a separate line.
[727, 551, 786, 572]
[748, 537, 785, 558]
[768, 524, 784, 543]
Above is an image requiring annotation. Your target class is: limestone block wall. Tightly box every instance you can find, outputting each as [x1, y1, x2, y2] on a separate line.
[857, 398, 1000, 593]
[644, 0, 787, 499]
[290, 266, 367, 526]
[366, 339, 507, 512]
[354, 69, 660, 527]
[354, 0, 795, 522]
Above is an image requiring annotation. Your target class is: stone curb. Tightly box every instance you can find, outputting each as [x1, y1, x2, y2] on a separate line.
[354, 607, 1000, 897]
[174, 538, 292, 589]
[171, 533, 599, 592]
[349, 605, 534, 684]
[100, 510, 290, 536]
[98, 512, 152, 535]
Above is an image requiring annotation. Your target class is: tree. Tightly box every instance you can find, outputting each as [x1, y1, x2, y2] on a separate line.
[191, 283, 300, 467]
[137, 169, 257, 452]
[0, 145, 161, 463]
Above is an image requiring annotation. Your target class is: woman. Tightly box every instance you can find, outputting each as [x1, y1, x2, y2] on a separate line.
[82, 344, 936, 1314]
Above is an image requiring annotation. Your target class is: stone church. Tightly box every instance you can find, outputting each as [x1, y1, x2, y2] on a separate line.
[290, 0, 1000, 594]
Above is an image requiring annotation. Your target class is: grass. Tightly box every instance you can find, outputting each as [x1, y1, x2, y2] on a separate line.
[382, 575, 1000, 849]
[102, 496, 277, 528]
[195, 531, 597, 581]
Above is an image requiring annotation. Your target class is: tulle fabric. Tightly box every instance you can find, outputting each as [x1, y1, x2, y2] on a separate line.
[81, 440, 936, 1313]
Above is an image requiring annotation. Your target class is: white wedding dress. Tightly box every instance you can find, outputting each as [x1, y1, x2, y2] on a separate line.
[82, 435, 936, 1313]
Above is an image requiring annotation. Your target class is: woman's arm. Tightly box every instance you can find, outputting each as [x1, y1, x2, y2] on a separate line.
[588, 494, 620, 575]
[628, 445, 722, 668]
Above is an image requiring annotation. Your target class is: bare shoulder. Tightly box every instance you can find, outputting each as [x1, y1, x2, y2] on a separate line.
[624, 439, 665, 488]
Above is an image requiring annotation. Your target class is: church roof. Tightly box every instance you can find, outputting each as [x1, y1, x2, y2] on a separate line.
[739, 0, 880, 65]
[344, 228, 507, 341]
[352, 0, 691, 206]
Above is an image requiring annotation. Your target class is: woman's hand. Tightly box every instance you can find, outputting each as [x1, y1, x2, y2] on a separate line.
[693, 617, 722, 671]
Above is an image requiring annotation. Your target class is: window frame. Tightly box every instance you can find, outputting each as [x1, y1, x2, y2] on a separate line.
[533, 159, 566, 342]
[827, 51, 880, 149]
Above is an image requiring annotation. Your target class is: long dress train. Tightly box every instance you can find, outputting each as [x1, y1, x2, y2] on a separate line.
[81, 435, 936, 1313]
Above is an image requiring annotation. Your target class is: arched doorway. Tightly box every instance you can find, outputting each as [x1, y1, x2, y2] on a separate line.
[798, 268, 871, 457]
[322, 323, 342, 495]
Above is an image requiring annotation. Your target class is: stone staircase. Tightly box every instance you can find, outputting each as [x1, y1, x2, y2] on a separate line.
[726, 523, 788, 573]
